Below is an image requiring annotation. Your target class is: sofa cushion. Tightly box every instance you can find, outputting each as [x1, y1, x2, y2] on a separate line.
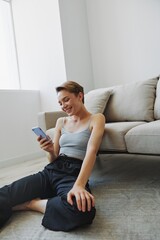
[154, 77, 160, 119]
[84, 88, 112, 114]
[99, 122, 145, 152]
[125, 120, 160, 154]
[105, 77, 158, 122]
[46, 128, 55, 140]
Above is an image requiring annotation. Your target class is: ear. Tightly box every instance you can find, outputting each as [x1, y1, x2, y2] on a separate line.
[78, 92, 84, 102]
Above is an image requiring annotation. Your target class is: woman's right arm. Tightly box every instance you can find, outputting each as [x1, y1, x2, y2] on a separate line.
[38, 117, 63, 163]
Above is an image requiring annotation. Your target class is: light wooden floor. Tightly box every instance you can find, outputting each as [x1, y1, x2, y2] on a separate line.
[0, 157, 47, 187]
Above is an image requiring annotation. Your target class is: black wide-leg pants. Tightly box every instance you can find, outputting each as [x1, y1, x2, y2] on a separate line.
[0, 155, 96, 231]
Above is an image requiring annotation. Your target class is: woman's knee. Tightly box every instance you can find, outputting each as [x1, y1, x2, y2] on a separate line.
[0, 187, 12, 228]
[70, 196, 96, 224]
[42, 196, 96, 231]
[0, 185, 10, 206]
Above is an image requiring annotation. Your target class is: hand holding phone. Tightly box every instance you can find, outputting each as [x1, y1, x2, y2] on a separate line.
[32, 126, 54, 157]
[32, 127, 49, 139]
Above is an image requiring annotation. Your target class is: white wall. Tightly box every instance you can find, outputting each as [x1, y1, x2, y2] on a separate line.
[59, 0, 94, 93]
[0, 90, 42, 165]
[12, 0, 66, 111]
[2, 0, 160, 165]
[0, 0, 66, 165]
[86, 0, 160, 88]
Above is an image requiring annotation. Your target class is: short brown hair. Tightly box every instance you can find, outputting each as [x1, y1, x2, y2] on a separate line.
[56, 81, 84, 103]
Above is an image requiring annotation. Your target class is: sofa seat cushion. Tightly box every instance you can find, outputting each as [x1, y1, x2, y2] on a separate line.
[99, 122, 145, 152]
[105, 77, 158, 122]
[125, 120, 160, 154]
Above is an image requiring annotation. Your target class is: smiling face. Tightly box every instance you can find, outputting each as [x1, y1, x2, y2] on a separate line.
[57, 90, 84, 116]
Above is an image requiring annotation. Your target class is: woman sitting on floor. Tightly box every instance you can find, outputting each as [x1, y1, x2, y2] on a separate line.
[0, 81, 105, 231]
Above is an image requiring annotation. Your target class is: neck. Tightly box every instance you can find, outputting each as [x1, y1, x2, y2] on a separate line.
[70, 106, 91, 122]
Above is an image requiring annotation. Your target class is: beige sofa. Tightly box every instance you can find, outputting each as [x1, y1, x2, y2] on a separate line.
[38, 76, 160, 157]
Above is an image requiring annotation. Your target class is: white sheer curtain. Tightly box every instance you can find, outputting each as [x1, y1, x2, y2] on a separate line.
[0, 0, 20, 89]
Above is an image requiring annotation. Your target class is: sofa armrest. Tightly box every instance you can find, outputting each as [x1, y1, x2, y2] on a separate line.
[38, 111, 67, 131]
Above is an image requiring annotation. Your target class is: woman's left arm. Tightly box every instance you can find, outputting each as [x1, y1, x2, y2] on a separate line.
[67, 113, 105, 212]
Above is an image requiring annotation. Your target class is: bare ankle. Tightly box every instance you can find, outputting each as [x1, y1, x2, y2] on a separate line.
[12, 198, 47, 214]
[12, 201, 31, 211]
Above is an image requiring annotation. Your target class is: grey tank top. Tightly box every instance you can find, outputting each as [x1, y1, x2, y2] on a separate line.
[59, 122, 91, 160]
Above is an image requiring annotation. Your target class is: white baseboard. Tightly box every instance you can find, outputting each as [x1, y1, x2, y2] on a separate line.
[0, 151, 45, 168]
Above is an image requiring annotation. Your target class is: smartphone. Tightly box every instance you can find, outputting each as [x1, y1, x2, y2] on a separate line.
[32, 126, 49, 139]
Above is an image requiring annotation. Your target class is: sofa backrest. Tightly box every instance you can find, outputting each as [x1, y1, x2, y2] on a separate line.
[84, 88, 112, 114]
[104, 77, 159, 122]
[154, 76, 160, 120]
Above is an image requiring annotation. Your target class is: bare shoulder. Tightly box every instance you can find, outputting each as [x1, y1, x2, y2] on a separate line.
[91, 113, 105, 122]
[55, 117, 65, 129]
[90, 113, 105, 128]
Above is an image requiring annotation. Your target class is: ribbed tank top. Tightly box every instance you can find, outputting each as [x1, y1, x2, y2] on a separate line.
[59, 120, 91, 160]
